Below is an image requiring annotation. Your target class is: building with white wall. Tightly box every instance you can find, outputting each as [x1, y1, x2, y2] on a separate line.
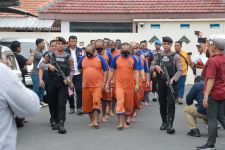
[1, 0, 225, 83]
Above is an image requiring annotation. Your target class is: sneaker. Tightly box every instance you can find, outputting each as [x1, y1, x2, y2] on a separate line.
[196, 143, 216, 150]
[40, 102, 48, 107]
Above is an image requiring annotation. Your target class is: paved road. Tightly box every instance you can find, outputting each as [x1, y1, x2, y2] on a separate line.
[17, 85, 225, 150]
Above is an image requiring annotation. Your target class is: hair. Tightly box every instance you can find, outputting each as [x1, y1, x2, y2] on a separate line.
[103, 38, 110, 41]
[11, 41, 21, 52]
[121, 42, 130, 49]
[86, 44, 95, 51]
[36, 38, 44, 47]
[90, 40, 95, 43]
[69, 35, 77, 41]
[194, 76, 204, 83]
[50, 40, 56, 45]
[82, 47, 86, 50]
[175, 41, 182, 47]
[96, 39, 104, 44]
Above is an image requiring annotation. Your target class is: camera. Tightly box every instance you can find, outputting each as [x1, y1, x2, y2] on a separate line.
[187, 52, 192, 56]
[140, 22, 145, 27]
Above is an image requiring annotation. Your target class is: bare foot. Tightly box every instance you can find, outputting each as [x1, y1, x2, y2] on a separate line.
[133, 112, 137, 117]
[117, 124, 124, 130]
[102, 117, 107, 123]
[110, 112, 115, 117]
[124, 123, 130, 129]
[131, 117, 135, 122]
[93, 123, 99, 129]
[88, 122, 94, 127]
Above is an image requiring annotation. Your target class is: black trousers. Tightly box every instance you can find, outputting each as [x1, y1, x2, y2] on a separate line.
[207, 96, 225, 145]
[157, 78, 176, 122]
[48, 78, 68, 122]
[68, 74, 82, 109]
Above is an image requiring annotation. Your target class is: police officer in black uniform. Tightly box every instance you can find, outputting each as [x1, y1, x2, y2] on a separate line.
[47, 37, 73, 134]
[152, 36, 182, 134]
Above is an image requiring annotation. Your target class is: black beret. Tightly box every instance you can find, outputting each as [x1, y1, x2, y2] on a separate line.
[162, 36, 173, 43]
[55, 36, 66, 44]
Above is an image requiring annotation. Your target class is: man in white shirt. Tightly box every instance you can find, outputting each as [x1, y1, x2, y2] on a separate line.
[64, 36, 83, 115]
[192, 44, 208, 76]
[0, 48, 40, 150]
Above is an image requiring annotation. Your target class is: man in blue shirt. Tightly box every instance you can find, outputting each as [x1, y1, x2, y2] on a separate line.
[184, 76, 207, 137]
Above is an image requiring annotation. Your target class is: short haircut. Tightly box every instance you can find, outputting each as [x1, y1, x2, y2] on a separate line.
[69, 35, 77, 41]
[96, 39, 104, 44]
[103, 38, 110, 41]
[36, 38, 44, 46]
[50, 40, 56, 45]
[86, 44, 95, 51]
[140, 40, 147, 44]
[194, 76, 204, 83]
[90, 40, 95, 43]
[175, 41, 182, 47]
[121, 42, 130, 49]
[11, 41, 21, 52]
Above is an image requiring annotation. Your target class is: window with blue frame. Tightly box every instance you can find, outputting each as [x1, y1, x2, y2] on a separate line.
[180, 24, 190, 29]
[151, 24, 160, 29]
[210, 24, 220, 29]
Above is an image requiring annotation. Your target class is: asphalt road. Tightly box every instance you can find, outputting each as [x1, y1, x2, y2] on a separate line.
[17, 85, 225, 150]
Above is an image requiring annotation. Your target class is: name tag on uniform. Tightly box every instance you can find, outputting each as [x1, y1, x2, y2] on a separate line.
[56, 57, 65, 62]
[162, 56, 169, 62]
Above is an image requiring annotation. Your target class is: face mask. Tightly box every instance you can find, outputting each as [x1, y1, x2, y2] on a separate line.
[86, 51, 93, 58]
[111, 48, 115, 53]
[121, 51, 130, 58]
[96, 48, 104, 54]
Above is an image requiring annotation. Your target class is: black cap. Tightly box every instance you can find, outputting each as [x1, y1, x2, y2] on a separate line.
[162, 36, 173, 43]
[55, 36, 66, 44]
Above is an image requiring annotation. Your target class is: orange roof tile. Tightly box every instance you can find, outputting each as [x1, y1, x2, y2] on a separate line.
[0, 0, 53, 17]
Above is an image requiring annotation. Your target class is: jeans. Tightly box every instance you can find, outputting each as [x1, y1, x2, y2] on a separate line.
[31, 74, 45, 103]
[177, 75, 186, 98]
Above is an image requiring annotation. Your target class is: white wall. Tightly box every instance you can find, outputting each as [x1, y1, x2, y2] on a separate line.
[1, 20, 225, 84]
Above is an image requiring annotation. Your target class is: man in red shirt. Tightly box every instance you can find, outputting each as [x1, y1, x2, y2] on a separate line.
[78, 44, 108, 129]
[197, 34, 225, 150]
[105, 43, 139, 130]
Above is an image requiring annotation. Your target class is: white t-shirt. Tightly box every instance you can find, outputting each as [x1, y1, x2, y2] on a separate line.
[70, 48, 80, 75]
[192, 53, 208, 66]
[192, 53, 208, 76]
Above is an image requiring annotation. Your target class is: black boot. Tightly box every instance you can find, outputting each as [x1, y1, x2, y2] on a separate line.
[160, 122, 167, 130]
[52, 123, 59, 130]
[160, 118, 167, 130]
[167, 118, 175, 134]
[58, 120, 67, 134]
[187, 128, 201, 137]
[50, 118, 56, 127]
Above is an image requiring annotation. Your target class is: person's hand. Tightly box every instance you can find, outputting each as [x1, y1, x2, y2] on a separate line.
[135, 84, 139, 92]
[105, 84, 110, 93]
[39, 79, 45, 88]
[69, 82, 74, 88]
[170, 78, 174, 85]
[203, 97, 209, 108]
[152, 71, 157, 78]
[48, 64, 58, 72]
[146, 81, 150, 88]
[155, 65, 162, 74]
